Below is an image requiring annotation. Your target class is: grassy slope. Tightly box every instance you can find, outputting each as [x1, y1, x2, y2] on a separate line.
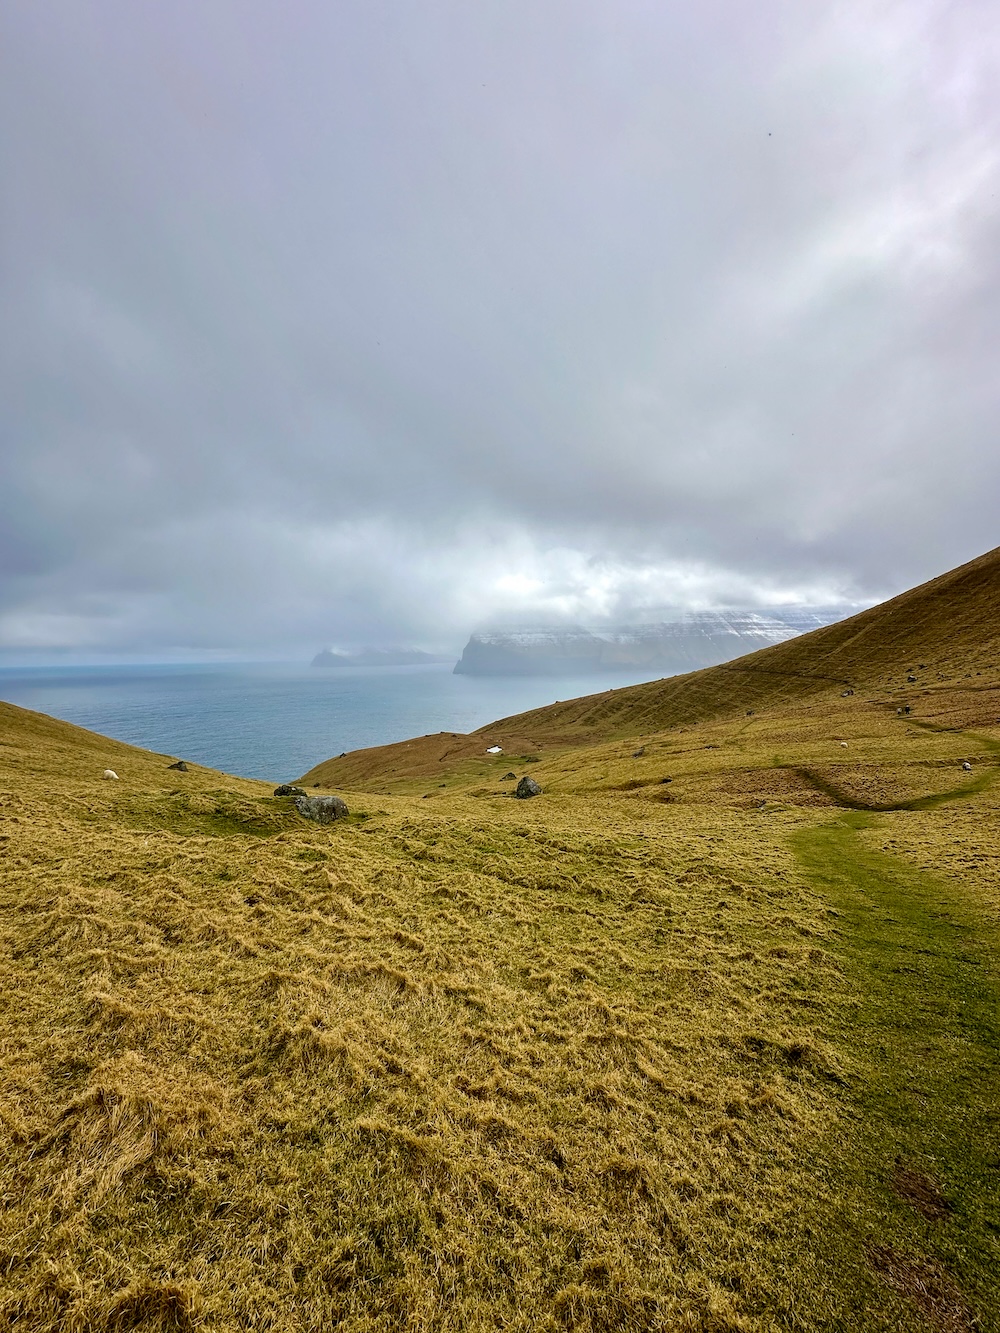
[301, 543, 1000, 793]
[2, 547, 1000, 1331]
[792, 805, 1000, 1330]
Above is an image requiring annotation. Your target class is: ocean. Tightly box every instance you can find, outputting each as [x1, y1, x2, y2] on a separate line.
[0, 662, 662, 782]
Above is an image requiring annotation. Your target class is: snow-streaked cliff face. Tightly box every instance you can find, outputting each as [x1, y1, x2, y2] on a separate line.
[454, 607, 847, 675]
[599, 612, 799, 643]
[466, 628, 603, 651]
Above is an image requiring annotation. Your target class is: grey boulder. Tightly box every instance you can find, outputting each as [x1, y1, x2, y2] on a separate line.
[168, 760, 189, 772]
[514, 776, 542, 799]
[294, 794, 349, 823]
[274, 784, 306, 797]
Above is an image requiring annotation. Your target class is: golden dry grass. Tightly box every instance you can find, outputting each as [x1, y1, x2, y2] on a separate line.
[3, 701, 848, 1330]
[3, 698, 998, 1330]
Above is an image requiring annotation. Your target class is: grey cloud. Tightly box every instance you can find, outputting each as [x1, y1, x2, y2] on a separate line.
[1, 0, 998, 655]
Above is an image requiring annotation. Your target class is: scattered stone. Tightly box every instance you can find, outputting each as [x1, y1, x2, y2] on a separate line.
[632, 746, 645, 758]
[907, 675, 917, 683]
[293, 794, 348, 823]
[103, 769, 119, 780]
[841, 689, 854, 697]
[523, 755, 540, 764]
[661, 776, 673, 784]
[273, 784, 306, 797]
[314, 783, 321, 788]
[514, 776, 542, 799]
[962, 761, 972, 772]
[167, 760, 189, 771]
[896, 708, 903, 715]
[501, 772, 517, 781]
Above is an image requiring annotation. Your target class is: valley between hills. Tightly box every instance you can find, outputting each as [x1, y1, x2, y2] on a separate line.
[1, 547, 998, 1332]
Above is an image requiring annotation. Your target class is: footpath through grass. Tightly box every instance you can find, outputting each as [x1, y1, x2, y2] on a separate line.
[791, 811, 1000, 1332]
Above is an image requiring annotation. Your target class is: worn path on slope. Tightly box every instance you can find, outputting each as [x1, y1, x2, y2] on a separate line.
[788, 772, 1000, 1331]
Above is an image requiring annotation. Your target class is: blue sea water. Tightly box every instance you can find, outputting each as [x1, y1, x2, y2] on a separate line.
[0, 662, 662, 782]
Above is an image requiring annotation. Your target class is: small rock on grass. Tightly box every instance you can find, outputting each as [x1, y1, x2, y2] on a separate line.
[274, 784, 306, 797]
[168, 760, 189, 772]
[515, 776, 542, 799]
[294, 794, 349, 823]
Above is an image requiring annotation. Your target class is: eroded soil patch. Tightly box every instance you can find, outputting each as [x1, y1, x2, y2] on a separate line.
[867, 1246, 979, 1333]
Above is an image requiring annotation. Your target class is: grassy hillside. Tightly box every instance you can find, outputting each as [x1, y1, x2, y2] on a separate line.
[2, 547, 1000, 1331]
[302, 544, 1000, 792]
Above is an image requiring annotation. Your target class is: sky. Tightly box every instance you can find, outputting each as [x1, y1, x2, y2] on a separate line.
[1, 0, 998, 659]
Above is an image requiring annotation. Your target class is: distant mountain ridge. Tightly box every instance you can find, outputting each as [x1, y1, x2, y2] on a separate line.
[453, 608, 850, 676]
[311, 648, 452, 668]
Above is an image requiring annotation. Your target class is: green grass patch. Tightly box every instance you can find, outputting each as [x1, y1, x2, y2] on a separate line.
[790, 812, 1000, 1331]
[117, 789, 304, 838]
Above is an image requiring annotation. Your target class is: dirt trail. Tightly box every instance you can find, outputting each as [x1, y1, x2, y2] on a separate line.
[790, 788, 1000, 1330]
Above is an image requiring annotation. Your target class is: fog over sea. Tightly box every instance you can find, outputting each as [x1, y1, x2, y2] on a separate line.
[0, 662, 664, 782]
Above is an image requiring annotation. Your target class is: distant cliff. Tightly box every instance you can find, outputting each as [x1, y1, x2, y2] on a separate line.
[312, 649, 453, 668]
[453, 610, 847, 676]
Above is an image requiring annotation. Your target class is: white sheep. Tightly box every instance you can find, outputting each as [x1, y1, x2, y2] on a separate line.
[103, 769, 119, 780]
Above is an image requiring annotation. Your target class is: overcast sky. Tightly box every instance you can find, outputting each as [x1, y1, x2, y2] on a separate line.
[2, 0, 998, 658]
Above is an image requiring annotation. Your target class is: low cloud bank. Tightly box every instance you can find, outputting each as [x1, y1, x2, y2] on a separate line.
[2, 1, 997, 659]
